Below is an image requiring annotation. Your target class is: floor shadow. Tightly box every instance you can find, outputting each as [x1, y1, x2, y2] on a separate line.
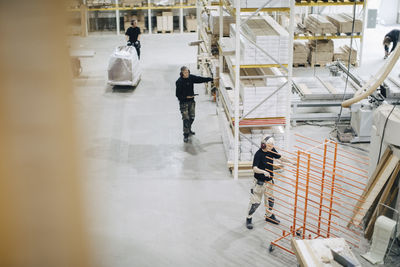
[111, 85, 137, 93]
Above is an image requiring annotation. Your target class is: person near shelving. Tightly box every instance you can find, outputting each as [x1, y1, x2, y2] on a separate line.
[175, 66, 214, 143]
[125, 20, 141, 59]
[383, 29, 400, 59]
[245, 135, 294, 230]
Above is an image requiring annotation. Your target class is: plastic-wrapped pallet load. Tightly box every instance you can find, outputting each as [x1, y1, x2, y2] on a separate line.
[108, 46, 141, 86]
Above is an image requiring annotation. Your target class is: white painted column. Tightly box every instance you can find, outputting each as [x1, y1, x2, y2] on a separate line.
[180, 0, 184, 33]
[286, 0, 294, 151]
[234, 0, 240, 180]
[148, 0, 152, 34]
[359, 1, 368, 66]
[219, 1, 223, 81]
[116, 0, 120, 35]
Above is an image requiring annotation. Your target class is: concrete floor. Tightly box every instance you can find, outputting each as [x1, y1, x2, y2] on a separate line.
[69, 25, 399, 266]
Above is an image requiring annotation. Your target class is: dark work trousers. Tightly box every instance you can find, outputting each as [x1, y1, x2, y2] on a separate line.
[134, 45, 140, 59]
[179, 100, 195, 136]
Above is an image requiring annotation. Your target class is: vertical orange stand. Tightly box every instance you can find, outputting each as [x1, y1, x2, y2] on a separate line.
[267, 136, 367, 254]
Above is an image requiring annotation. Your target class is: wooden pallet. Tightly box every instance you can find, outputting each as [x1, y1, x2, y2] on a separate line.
[310, 62, 327, 67]
[293, 63, 309, 68]
[156, 30, 172, 33]
[295, 31, 361, 39]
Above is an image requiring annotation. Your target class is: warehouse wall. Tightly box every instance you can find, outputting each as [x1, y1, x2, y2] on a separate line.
[376, 0, 399, 25]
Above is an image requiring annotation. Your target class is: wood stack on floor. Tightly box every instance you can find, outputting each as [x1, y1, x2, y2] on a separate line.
[304, 14, 337, 35]
[156, 12, 173, 33]
[334, 45, 358, 66]
[293, 42, 308, 66]
[349, 147, 400, 240]
[185, 15, 197, 32]
[326, 13, 363, 34]
[308, 39, 333, 67]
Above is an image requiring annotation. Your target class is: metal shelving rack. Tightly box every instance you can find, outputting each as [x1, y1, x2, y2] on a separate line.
[293, 0, 367, 65]
[68, 0, 197, 35]
[213, 0, 295, 179]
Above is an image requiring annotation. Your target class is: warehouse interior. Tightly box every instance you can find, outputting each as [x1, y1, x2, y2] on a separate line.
[2, 0, 400, 266]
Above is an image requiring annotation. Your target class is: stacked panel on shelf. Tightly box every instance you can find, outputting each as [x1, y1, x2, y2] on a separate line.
[238, 0, 289, 8]
[222, 127, 285, 162]
[240, 68, 287, 118]
[229, 16, 289, 65]
[209, 10, 235, 36]
[304, 14, 337, 35]
[326, 13, 363, 34]
[308, 39, 334, 66]
[293, 41, 308, 65]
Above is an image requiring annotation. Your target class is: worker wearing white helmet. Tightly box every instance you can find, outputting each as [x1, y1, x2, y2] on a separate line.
[246, 134, 293, 230]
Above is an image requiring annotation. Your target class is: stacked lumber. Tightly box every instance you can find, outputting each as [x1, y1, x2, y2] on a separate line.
[86, 0, 113, 7]
[326, 13, 363, 34]
[209, 10, 235, 36]
[121, 0, 144, 7]
[156, 12, 173, 32]
[334, 45, 357, 66]
[349, 147, 400, 240]
[293, 42, 308, 66]
[305, 14, 337, 35]
[308, 39, 334, 66]
[124, 13, 146, 31]
[230, 16, 289, 65]
[185, 15, 197, 32]
[238, 0, 289, 8]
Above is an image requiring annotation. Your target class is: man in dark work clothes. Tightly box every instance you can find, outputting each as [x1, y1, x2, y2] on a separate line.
[383, 29, 400, 59]
[125, 20, 141, 59]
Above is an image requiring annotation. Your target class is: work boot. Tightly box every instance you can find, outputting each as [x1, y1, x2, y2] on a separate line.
[265, 214, 280, 225]
[246, 218, 253, 229]
[183, 134, 189, 143]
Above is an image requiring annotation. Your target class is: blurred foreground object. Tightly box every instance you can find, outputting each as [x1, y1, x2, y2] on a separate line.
[0, 1, 92, 266]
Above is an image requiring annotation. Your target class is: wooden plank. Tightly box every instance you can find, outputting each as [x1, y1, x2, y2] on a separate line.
[348, 148, 392, 227]
[365, 148, 392, 191]
[298, 83, 312, 95]
[316, 76, 338, 94]
[351, 154, 399, 226]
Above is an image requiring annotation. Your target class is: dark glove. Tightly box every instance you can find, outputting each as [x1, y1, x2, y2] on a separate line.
[134, 41, 141, 49]
[127, 41, 132, 46]
[264, 173, 272, 182]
